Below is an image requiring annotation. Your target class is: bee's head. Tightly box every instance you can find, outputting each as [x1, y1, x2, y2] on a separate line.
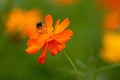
[36, 22, 42, 28]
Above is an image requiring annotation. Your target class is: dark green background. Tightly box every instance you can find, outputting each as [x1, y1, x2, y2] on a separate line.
[0, 0, 120, 80]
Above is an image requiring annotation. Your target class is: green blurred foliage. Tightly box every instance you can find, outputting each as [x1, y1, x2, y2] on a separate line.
[0, 0, 120, 80]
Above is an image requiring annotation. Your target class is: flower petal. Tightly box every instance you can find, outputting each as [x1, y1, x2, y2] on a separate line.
[54, 18, 70, 34]
[48, 40, 66, 56]
[54, 19, 60, 29]
[38, 44, 48, 64]
[27, 38, 36, 47]
[44, 15, 53, 28]
[26, 35, 46, 54]
[53, 29, 73, 43]
[27, 27, 38, 39]
[25, 45, 40, 54]
[37, 34, 49, 46]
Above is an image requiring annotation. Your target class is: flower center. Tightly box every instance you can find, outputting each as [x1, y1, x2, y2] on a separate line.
[36, 22, 49, 34]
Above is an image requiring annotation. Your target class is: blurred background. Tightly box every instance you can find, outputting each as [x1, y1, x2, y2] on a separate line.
[0, 0, 120, 80]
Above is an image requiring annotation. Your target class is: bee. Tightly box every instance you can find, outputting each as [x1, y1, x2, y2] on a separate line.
[36, 22, 48, 34]
[36, 22, 43, 28]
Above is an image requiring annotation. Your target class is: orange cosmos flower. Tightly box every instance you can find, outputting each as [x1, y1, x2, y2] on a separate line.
[101, 32, 120, 63]
[99, 0, 120, 11]
[103, 11, 120, 30]
[5, 7, 42, 38]
[25, 14, 73, 64]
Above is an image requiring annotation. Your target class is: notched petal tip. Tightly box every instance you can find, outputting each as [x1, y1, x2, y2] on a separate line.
[50, 52, 57, 56]
[64, 18, 70, 25]
[65, 18, 70, 23]
[44, 14, 52, 22]
[44, 14, 53, 28]
[45, 14, 52, 18]
[50, 50, 61, 56]
[61, 18, 70, 28]
[38, 55, 46, 64]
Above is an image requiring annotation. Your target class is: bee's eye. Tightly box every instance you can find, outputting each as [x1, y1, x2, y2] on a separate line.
[36, 22, 42, 28]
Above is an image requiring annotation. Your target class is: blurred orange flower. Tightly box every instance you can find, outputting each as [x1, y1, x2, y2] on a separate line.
[100, 0, 120, 11]
[55, 0, 79, 6]
[101, 32, 120, 63]
[25, 14, 73, 64]
[103, 11, 120, 30]
[5, 7, 42, 38]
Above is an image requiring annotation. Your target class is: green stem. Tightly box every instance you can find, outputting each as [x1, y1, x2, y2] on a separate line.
[88, 61, 96, 80]
[88, 48, 96, 80]
[63, 50, 80, 80]
[93, 64, 96, 80]
[96, 64, 120, 72]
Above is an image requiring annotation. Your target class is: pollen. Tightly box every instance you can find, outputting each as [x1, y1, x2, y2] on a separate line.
[36, 25, 48, 34]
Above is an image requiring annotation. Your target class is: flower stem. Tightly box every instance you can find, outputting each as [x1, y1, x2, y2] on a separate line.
[63, 50, 80, 80]
[96, 64, 120, 72]
[88, 48, 96, 80]
[93, 64, 96, 80]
